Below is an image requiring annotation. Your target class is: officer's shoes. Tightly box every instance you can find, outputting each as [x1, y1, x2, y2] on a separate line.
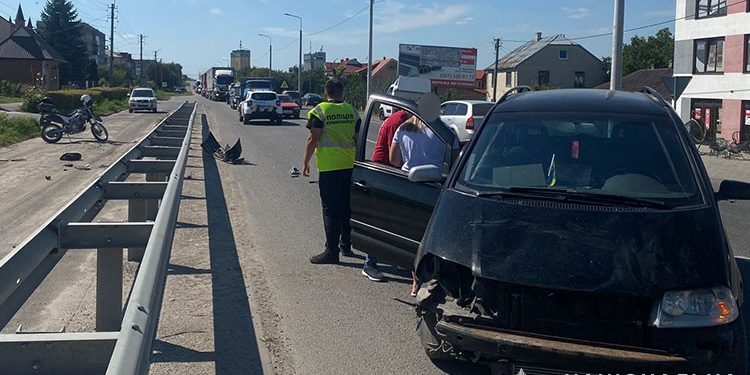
[339, 244, 355, 257]
[310, 250, 339, 265]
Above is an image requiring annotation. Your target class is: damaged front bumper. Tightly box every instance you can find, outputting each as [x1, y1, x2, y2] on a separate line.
[434, 320, 702, 372]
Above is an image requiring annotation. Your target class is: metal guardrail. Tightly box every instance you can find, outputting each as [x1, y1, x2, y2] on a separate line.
[0, 102, 197, 374]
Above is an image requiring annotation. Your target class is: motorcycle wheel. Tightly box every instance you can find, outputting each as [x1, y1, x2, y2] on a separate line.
[41, 124, 63, 143]
[91, 122, 109, 142]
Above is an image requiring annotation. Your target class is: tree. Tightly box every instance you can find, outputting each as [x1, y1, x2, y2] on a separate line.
[37, 0, 89, 85]
[601, 56, 612, 81]
[622, 28, 674, 75]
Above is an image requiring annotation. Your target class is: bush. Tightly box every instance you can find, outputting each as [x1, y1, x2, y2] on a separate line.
[0, 112, 38, 146]
[21, 87, 130, 114]
[0, 81, 26, 98]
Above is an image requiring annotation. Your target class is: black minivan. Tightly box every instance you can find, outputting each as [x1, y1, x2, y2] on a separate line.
[351, 88, 750, 373]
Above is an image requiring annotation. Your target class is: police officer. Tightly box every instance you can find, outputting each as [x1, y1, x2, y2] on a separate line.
[303, 79, 360, 264]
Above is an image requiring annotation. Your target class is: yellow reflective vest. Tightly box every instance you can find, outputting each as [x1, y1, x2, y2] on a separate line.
[308, 101, 358, 172]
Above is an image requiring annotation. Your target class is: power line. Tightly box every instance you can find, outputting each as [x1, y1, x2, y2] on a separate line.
[306, 0, 386, 37]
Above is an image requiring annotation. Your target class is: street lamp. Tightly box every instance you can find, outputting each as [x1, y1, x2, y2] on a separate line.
[367, 0, 374, 102]
[258, 33, 272, 77]
[284, 13, 302, 94]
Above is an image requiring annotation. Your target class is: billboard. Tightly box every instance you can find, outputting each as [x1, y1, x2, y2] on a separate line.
[398, 44, 477, 89]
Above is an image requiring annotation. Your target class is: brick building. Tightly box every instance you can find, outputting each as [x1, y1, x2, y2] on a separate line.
[0, 5, 65, 90]
[674, 0, 750, 143]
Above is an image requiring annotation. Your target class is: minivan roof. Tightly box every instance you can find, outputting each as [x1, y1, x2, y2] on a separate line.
[496, 89, 668, 116]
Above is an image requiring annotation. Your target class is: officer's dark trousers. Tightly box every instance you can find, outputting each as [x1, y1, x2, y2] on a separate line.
[318, 168, 353, 254]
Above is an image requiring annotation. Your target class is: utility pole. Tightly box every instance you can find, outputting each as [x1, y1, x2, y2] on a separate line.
[492, 37, 501, 101]
[610, 0, 624, 90]
[139, 34, 144, 84]
[259, 34, 272, 77]
[284, 13, 302, 93]
[109, 1, 115, 82]
[366, 0, 374, 102]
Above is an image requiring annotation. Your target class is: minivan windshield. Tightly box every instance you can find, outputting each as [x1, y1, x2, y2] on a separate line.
[456, 112, 702, 207]
[131, 89, 154, 98]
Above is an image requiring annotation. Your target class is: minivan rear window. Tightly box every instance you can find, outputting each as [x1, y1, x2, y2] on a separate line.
[472, 103, 494, 117]
[251, 93, 277, 101]
[456, 112, 702, 207]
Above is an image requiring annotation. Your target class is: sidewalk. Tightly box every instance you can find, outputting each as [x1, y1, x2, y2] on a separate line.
[701, 154, 750, 183]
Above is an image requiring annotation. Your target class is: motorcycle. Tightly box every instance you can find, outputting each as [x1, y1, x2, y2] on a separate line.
[39, 94, 109, 144]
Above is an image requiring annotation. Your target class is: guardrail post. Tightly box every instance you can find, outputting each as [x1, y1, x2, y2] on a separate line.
[144, 173, 163, 221]
[96, 248, 122, 332]
[127, 199, 146, 261]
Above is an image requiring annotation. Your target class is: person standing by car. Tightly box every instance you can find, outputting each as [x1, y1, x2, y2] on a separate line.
[303, 79, 360, 265]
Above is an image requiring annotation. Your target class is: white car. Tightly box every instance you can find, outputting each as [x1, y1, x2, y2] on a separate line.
[440, 100, 494, 141]
[129, 88, 157, 113]
[238, 91, 283, 125]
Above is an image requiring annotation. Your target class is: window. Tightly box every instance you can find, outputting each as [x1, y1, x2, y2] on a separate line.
[696, 0, 727, 18]
[454, 104, 468, 116]
[559, 50, 568, 60]
[574, 72, 585, 88]
[364, 100, 454, 173]
[505, 71, 512, 87]
[456, 112, 702, 208]
[694, 38, 724, 73]
[538, 71, 550, 85]
[745, 35, 750, 72]
[441, 103, 457, 116]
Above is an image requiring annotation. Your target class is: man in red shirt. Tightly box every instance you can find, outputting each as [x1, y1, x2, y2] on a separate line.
[371, 108, 412, 165]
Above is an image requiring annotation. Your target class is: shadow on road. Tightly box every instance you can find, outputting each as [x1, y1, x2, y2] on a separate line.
[202, 113, 264, 374]
[246, 121, 300, 127]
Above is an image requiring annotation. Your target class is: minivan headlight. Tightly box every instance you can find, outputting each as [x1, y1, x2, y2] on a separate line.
[650, 286, 739, 328]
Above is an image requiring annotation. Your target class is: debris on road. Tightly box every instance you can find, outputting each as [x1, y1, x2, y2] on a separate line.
[73, 164, 92, 170]
[0, 158, 27, 162]
[201, 131, 243, 164]
[290, 166, 300, 177]
[60, 152, 82, 161]
[44, 175, 51, 180]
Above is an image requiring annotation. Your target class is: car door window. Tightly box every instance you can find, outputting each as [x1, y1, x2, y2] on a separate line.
[441, 103, 457, 116]
[454, 103, 468, 116]
[361, 98, 456, 176]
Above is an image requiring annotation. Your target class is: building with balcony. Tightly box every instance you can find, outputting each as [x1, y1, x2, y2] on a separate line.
[674, 0, 750, 143]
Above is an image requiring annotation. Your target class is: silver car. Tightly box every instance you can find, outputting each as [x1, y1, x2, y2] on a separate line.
[129, 88, 157, 113]
[440, 100, 494, 141]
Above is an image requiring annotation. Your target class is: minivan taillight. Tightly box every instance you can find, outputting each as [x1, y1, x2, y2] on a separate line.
[466, 116, 475, 130]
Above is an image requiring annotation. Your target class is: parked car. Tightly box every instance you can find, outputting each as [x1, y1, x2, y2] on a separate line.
[278, 94, 300, 119]
[238, 90, 282, 125]
[128, 88, 157, 113]
[283, 90, 303, 107]
[352, 88, 750, 373]
[440, 100, 494, 142]
[302, 93, 323, 107]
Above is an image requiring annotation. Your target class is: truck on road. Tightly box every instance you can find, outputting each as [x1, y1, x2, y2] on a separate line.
[202, 67, 235, 102]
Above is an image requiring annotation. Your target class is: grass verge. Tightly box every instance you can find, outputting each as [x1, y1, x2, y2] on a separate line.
[156, 90, 192, 101]
[0, 96, 22, 104]
[95, 98, 129, 116]
[0, 113, 38, 147]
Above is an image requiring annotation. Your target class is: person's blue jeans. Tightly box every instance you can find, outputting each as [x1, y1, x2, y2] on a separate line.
[364, 255, 377, 268]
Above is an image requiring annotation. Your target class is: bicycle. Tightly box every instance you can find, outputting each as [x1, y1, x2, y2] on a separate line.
[685, 119, 707, 153]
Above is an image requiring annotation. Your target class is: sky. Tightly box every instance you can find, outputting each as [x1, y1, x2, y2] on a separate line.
[0, 0, 676, 78]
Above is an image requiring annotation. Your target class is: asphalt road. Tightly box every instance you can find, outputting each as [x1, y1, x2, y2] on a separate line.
[200, 96, 489, 374]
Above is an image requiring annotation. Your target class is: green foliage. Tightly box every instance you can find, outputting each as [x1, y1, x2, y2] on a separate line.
[37, 0, 89, 85]
[21, 87, 45, 112]
[622, 28, 674, 75]
[530, 83, 556, 91]
[342, 75, 367, 110]
[601, 56, 612, 81]
[0, 112, 38, 146]
[145, 62, 184, 89]
[0, 81, 27, 97]
[21, 87, 130, 113]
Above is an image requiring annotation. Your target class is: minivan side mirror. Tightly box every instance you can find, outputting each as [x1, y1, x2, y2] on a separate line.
[716, 180, 750, 201]
[408, 165, 442, 183]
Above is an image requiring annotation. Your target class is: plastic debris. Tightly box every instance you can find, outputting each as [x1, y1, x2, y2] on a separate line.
[290, 166, 300, 177]
[201, 131, 243, 164]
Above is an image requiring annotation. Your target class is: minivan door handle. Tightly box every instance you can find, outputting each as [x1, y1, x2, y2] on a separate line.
[353, 180, 369, 192]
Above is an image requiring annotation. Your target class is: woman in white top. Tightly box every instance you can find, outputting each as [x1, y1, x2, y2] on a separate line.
[389, 117, 445, 172]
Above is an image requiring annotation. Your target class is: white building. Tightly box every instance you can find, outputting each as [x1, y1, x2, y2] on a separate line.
[674, 0, 750, 143]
